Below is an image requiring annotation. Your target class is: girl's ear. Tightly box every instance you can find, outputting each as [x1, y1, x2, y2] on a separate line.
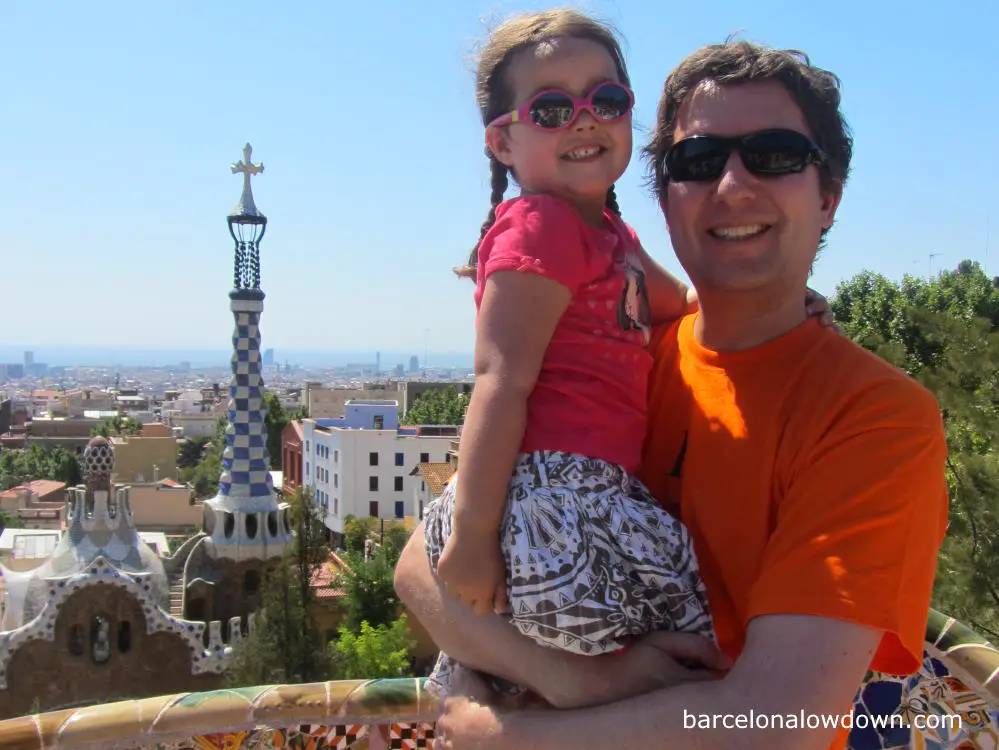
[486, 127, 515, 168]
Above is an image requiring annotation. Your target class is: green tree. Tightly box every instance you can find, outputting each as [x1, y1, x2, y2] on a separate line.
[211, 414, 229, 455]
[264, 391, 289, 470]
[91, 415, 143, 438]
[226, 486, 335, 686]
[335, 544, 402, 634]
[177, 416, 228, 500]
[177, 437, 208, 469]
[0, 446, 82, 490]
[330, 615, 416, 679]
[831, 260, 999, 639]
[401, 386, 468, 426]
[0, 510, 24, 533]
[342, 515, 378, 554]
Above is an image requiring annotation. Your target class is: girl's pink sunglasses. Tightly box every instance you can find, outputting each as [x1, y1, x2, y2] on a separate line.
[487, 81, 634, 131]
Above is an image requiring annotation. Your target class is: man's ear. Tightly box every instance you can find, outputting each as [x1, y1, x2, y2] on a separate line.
[485, 127, 516, 168]
[819, 180, 843, 230]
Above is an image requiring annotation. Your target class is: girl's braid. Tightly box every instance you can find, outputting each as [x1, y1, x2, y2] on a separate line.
[455, 156, 509, 279]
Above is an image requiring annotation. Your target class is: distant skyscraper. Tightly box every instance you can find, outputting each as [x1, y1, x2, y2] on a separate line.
[263, 348, 274, 366]
[375, 351, 381, 375]
[23, 352, 33, 367]
[409, 355, 419, 374]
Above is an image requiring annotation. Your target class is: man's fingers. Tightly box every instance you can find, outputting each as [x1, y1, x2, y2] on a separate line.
[642, 631, 733, 670]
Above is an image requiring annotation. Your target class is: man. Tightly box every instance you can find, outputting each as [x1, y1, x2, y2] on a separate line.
[395, 40, 949, 750]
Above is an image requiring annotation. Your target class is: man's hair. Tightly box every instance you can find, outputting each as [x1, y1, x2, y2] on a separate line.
[644, 40, 853, 239]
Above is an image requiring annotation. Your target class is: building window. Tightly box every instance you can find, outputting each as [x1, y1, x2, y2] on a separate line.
[68, 624, 85, 656]
[394, 476, 403, 492]
[369, 500, 379, 517]
[306, 440, 310, 453]
[395, 501, 404, 519]
[334, 473, 338, 488]
[369, 451, 378, 466]
[117, 621, 132, 654]
[369, 476, 378, 491]
[395, 452, 404, 466]
[420, 452, 429, 463]
[334, 497, 339, 515]
[244, 570, 260, 596]
[335, 450, 339, 463]
[374, 415, 384, 429]
[421, 480, 426, 491]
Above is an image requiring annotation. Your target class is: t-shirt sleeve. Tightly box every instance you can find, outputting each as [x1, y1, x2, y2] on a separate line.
[747, 380, 949, 674]
[478, 195, 591, 293]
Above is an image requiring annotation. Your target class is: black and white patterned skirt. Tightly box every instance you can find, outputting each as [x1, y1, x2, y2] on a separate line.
[422, 449, 714, 698]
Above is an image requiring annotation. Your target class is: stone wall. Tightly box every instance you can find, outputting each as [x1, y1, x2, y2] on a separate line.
[185, 557, 278, 625]
[0, 582, 222, 719]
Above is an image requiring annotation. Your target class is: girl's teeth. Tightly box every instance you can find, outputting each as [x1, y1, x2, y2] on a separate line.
[566, 146, 600, 160]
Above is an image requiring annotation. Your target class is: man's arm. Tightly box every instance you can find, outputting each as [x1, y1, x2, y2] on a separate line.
[438, 613, 881, 750]
[396, 523, 582, 692]
[395, 523, 623, 706]
[394, 524, 726, 709]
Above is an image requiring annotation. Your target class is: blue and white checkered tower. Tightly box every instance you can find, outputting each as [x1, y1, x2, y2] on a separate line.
[202, 144, 293, 562]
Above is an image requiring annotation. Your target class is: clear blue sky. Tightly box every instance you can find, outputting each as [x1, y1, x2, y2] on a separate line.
[3, 0, 996, 356]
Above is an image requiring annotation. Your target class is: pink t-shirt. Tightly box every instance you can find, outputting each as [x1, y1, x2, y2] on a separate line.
[474, 194, 652, 474]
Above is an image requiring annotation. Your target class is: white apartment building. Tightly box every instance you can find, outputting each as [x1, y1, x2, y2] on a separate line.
[301, 400, 458, 535]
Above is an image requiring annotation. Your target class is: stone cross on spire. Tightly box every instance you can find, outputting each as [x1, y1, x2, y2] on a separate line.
[229, 143, 265, 219]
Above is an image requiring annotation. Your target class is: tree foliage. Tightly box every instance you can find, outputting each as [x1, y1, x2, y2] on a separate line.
[342, 515, 378, 554]
[0, 445, 82, 490]
[177, 416, 228, 500]
[401, 386, 468, 426]
[91, 415, 143, 438]
[226, 486, 335, 686]
[177, 437, 208, 469]
[262, 393, 307, 471]
[330, 615, 416, 679]
[335, 545, 402, 634]
[830, 260, 999, 638]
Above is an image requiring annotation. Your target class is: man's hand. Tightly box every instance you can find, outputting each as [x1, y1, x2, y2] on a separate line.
[543, 630, 731, 709]
[436, 529, 508, 616]
[435, 667, 509, 750]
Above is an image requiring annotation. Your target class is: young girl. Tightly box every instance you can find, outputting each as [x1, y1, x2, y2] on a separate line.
[421, 9, 822, 698]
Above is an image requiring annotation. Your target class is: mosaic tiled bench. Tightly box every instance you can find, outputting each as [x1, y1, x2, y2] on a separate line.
[0, 608, 996, 749]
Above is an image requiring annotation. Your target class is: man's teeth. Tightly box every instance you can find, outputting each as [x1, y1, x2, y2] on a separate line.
[565, 146, 601, 160]
[709, 225, 767, 239]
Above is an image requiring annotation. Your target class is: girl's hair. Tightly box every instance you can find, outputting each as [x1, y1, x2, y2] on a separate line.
[454, 8, 630, 280]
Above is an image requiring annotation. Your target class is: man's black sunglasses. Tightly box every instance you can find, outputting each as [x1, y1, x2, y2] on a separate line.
[663, 129, 828, 183]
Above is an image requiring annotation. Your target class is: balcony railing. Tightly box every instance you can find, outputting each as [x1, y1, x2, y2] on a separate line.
[0, 609, 997, 748]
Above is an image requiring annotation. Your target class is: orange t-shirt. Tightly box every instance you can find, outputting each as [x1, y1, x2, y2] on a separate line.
[639, 314, 949, 748]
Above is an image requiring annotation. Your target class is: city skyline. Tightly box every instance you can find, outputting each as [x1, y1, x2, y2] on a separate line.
[0, 345, 471, 370]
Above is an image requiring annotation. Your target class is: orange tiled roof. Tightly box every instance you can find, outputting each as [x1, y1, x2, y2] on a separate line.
[0, 479, 66, 500]
[311, 551, 348, 600]
[413, 462, 456, 497]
